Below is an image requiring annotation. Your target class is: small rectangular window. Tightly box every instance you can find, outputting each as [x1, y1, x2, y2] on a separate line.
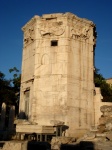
[51, 40, 58, 46]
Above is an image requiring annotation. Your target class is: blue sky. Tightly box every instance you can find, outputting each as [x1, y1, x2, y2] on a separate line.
[0, 0, 112, 79]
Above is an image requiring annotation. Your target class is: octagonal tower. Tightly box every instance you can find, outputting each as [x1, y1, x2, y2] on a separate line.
[19, 13, 96, 137]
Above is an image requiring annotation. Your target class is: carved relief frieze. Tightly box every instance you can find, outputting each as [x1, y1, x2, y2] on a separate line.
[39, 21, 65, 37]
[71, 26, 90, 40]
[24, 27, 35, 46]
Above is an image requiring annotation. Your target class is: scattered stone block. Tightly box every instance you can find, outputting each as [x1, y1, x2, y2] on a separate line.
[106, 132, 112, 141]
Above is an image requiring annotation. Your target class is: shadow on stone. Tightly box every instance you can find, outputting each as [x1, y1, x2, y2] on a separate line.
[61, 143, 80, 150]
[18, 111, 28, 120]
[27, 141, 51, 150]
[0, 142, 5, 149]
[61, 141, 94, 150]
[80, 141, 94, 150]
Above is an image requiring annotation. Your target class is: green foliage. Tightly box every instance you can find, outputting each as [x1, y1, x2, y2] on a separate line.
[94, 68, 112, 102]
[0, 71, 13, 105]
[9, 67, 21, 92]
[0, 67, 21, 115]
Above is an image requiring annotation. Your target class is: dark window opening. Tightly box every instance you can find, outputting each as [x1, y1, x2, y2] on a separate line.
[51, 40, 58, 46]
[46, 17, 56, 20]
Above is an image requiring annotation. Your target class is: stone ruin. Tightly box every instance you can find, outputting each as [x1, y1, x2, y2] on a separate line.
[18, 12, 97, 138]
[51, 105, 112, 150]
[1, 103, 112, 150]
[0, 12, 112, 150]
[0, 103, 15, 140]
[99, 105, 112, 132]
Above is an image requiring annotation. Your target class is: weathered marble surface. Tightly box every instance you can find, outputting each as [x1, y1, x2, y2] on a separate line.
[16, 125, 54, 134]
[19, 12, 96, 137]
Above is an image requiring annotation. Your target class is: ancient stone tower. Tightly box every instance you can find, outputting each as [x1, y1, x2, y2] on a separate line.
[19, 13, 96, 137]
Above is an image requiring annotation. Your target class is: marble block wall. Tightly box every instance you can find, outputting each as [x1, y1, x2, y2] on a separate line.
[19, 12, 97, 137]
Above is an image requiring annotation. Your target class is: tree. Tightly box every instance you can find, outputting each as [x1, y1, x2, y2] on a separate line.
[9, 67, 21, 92]
[0, 71, 15, 106]
[9, 67, 21, 114]
[0, 67, 21, 115]
[94, 68, 112, 102]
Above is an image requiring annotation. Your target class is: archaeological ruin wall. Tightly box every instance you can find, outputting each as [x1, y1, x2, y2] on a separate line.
[19, 13, 97, 137]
